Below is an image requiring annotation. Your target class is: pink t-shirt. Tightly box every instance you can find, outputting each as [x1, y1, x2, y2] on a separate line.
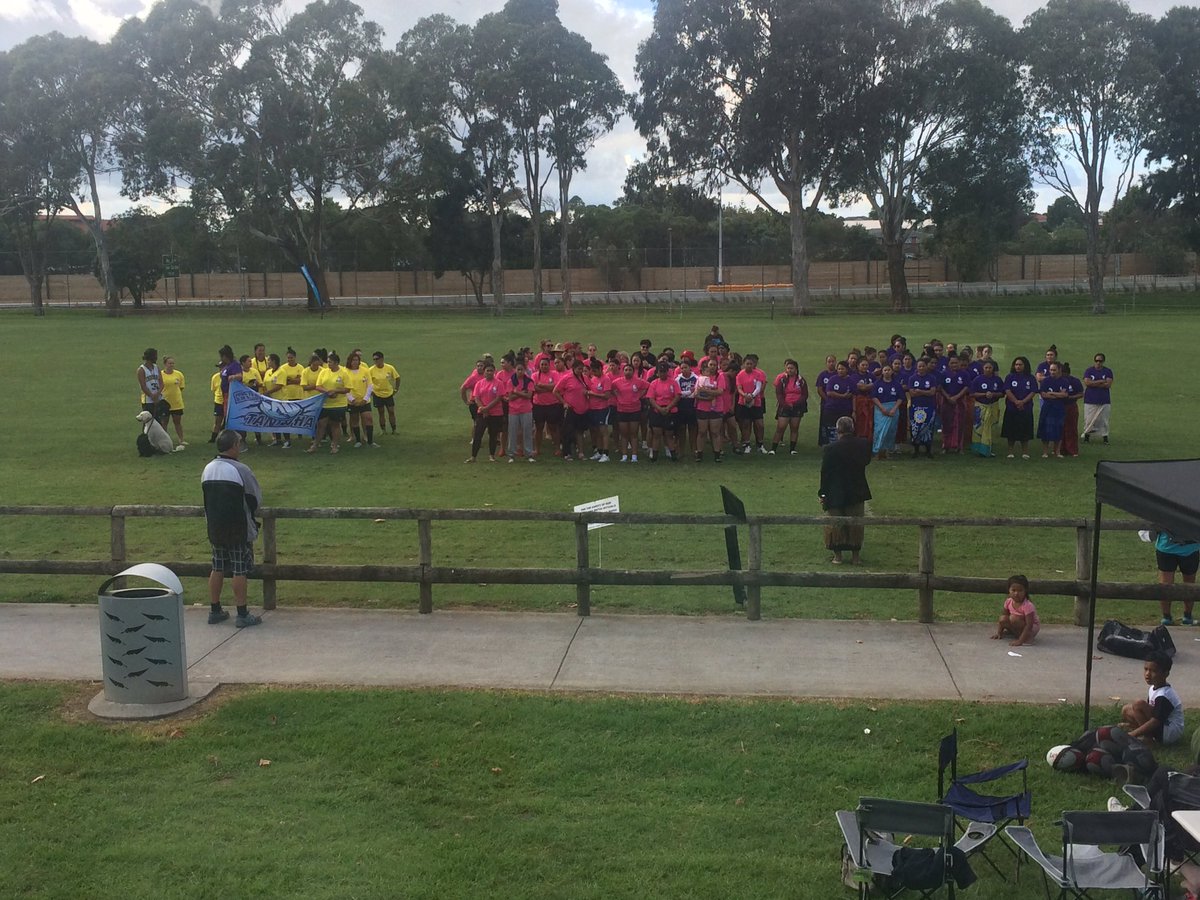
[556, 371, 590, 414]
[1004, 596, 1040, 626]
[695, 374, 721, 413]
[736, 369, 767, 408]
[587, 372, 613, 411]
[610, 376, 647, 413]
[531, 370, 559, 406]
[646, 377, 680, 413]
[461, 370, 483, 395]
[775, 372, 808, 406]
[506, 372, 534, 415]
[471, 376, 505, 416]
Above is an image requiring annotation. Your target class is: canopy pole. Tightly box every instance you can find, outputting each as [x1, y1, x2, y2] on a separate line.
[1083, 500, 1103, 732]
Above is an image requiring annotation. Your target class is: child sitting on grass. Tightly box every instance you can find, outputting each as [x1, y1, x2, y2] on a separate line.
[1121, 650, 1185, 746]
[991, 574, 1040, 647]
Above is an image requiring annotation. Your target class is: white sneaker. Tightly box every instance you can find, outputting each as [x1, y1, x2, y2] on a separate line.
[354, 441, 363, 448]
[619, 455, 628, 462]
[590, 451, 602, 461]
[742, 443, 751, 454]
[282, 440, 291, 449]
[508, 457, 515, 463]
[597, 454, 609, 463]
[630, 455, 638, 463]
[1107, 797, 1128, 812]
[641, 441, 649, 449]
[790, 450, 797, 455]
[767, 448, 776, 455]
[758, 445, 768, 455]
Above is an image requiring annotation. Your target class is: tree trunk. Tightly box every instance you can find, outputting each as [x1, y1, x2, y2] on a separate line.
[1085, 211, 1106, 314]
[885, 239, 911, 313]
[27, 274, 44, 317]
[81, 169, 120, 315]
[489, 211, 505, 316]
[530, 206, 543, 312]
[560, 174, 572, 317]
[788, 200, 811, 315]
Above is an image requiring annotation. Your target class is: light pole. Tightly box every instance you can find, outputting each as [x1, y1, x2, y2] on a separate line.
[717, 184, 724, 286]
[668, 227, 673, 304]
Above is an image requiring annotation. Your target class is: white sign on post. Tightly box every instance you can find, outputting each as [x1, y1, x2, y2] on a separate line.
[574, 495, 620, 531]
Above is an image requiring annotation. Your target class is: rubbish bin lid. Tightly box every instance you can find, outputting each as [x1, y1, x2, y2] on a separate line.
[99, 563, 183, 598]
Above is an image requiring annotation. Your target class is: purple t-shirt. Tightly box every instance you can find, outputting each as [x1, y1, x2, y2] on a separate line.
[907, 375, 938, 409]
[1083, 366, 1113, 404]
[824, 375, 855, 414]
[1039, 376, 1065, 409]
[219, 361, 242, 396]
[853, 373, 875, 395]
[1064, 376, 1083, 402]
[941, 371, 969, 398]
[1005, 373, 1037, 402]
[970, 375, 1004, 403]
[874, 381, 902, 404]
[815, 369, 837, 405]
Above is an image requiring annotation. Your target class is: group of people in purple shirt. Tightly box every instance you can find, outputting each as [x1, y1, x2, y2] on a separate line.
[813, 337, 1114, 460]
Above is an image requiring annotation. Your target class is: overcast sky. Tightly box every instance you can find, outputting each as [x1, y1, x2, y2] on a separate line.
[0, 0, 1182, 219]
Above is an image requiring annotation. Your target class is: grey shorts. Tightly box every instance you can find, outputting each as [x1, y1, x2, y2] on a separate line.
[211, 543, 255, 577]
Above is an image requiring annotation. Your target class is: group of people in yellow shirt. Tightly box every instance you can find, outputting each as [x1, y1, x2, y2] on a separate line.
[138, 343, 401, 454]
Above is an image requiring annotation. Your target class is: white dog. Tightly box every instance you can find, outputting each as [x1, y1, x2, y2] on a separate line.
[135, 410, 180, 454]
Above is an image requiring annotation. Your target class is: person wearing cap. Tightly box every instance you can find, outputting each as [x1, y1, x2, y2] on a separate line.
[369, 352, 400, 435]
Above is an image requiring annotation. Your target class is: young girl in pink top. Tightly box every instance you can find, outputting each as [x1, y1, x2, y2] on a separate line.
[992, 574, 1040, 647]
[468, 364, 505, 462]
[554, 358, 590, 461]
[695, 358, 726, 463]
[531, 356, 561, 459]
[610, 363, 647, 462]
[585, 359, 613, 462]
[645, 361, 680, 463]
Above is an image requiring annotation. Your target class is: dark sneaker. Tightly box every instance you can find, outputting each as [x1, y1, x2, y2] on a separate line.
[235, 613, 263, 628]
[208, 609, 230, 625]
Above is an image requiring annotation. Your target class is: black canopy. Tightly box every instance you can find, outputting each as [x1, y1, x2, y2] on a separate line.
[1096, 459, 1200, 544]
[1084, 459, 1200, 729]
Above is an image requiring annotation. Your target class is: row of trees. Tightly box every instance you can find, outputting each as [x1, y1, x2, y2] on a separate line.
[636, 0, 1200, 313]
[1, 0, 1197, 315]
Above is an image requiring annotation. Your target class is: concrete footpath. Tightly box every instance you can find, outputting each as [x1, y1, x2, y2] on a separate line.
[3, 602, 1197, 708]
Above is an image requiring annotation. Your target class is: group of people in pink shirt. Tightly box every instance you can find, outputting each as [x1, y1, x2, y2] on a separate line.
[458, 326, 809, 464]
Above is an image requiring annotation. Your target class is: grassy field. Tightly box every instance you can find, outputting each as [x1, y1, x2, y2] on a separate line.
[0, 297, 1194, 624]
[2, 681, 1192, 899]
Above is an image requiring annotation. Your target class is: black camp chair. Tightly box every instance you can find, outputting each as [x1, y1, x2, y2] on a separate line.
[1123, 771, 1200, 891]
[937, 728, 1031, 877]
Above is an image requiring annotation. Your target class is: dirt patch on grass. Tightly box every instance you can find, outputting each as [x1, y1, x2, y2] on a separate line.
[51, 679, 257, 732]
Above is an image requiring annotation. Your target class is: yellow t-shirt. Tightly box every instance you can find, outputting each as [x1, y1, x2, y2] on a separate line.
[276, 362, 305, 401]
[317, 367, 349, 408]
[369, 363, 400, 398]
[343, 366, 371, 404]
[262, 368, 282, 397]
[301, 366, 322, 397]
[251, 356, 270, 381]
[242, 369, 262, 393]
[161, 370, 185, 411]
[210, 373, 223, 404]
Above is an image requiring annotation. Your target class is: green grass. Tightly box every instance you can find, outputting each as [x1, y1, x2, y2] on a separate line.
[1, 682, 1190, 899]
[0, 299, 1195, 624]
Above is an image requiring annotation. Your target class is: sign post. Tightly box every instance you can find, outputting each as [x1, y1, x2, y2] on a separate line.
[573, 495, 619, 568]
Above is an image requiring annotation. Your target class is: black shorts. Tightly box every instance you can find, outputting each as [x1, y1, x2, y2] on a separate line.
[143, 399, 170, 420]
[320, 407, 347, 424]
[533, 404, 563, 426]
[213, 402, 225, 419]
[372, 395, 395, 410]
[649, 411, 675, 431]
[211, 543, 254, 577]
[697, 409, 723, 421]
[776, 402, 807, 420]
[675, 398, 698, 427]
[1158, 550, 1200, 576]
[735, 405, 764, 422]
[348, 403, 371, 417]
[588, 408, 611, 428]
[615, 410, 641, 423]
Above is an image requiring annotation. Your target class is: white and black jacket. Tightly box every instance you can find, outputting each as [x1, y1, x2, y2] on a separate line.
[201, 456, 263, 546]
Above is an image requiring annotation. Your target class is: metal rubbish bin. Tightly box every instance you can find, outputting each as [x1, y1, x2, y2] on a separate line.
[98, 564, 187, 704]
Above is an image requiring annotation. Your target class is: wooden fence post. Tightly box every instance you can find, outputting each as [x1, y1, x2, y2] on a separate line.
[1075, 525, 1093, 626]
[918, 525, 935, 624]
[746, 523, 762, 621]
[418, 516, 433, 614]
[575, 518, 590, 617]
[110, 514, 126, 565]
[261, 514, 277, 610]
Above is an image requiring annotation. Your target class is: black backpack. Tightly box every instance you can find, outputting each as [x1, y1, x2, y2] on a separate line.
[137, 433, 157, 457]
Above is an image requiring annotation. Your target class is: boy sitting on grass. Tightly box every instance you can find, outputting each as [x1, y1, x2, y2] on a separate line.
[1122, 650, 1185, 746]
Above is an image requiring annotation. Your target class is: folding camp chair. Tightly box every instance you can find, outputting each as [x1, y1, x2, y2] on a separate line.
[1122, 771, 1200, 891]
[1006, 810, 1165, 899]
[836, 796, 988, 899]
[937, 728, 1030, 877]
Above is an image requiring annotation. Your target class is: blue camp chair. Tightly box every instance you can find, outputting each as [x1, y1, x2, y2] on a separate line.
[937, 729, 1031, 877]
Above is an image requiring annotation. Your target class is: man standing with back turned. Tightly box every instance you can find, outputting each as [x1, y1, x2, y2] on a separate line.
[819, 416, 873, 565]
[202, 429, 264, 627]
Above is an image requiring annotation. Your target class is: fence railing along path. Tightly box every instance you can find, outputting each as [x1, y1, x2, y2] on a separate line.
[1, 506, 1195, 623]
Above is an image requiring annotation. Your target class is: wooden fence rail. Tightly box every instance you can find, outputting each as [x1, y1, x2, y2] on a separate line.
[1, 506, 1196, 623]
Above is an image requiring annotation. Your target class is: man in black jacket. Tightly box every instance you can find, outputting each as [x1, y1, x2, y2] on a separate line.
[818, 416, 873, 564]
[201, 430, 264, 627]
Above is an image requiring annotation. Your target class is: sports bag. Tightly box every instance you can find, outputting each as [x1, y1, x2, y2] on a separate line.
[1096, 620, 1176, 660]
